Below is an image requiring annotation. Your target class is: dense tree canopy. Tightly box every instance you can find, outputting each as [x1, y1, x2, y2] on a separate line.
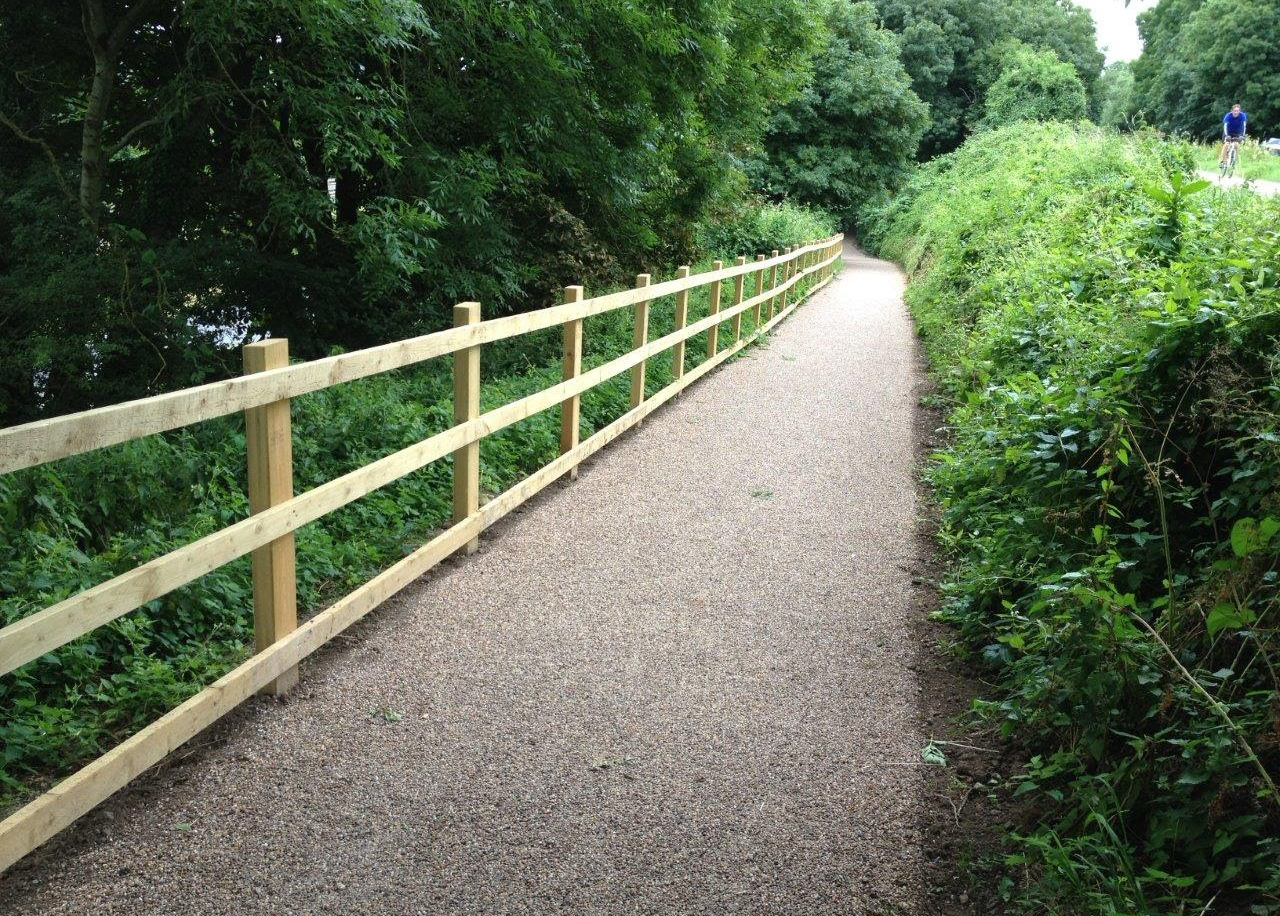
[749, 0, 928, 227]
[1132, 0, 1279, 137]
[0, 0, 819, 423]
[870, 0, 1102, 155]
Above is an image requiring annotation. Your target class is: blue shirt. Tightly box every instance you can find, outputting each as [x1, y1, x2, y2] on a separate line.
[1224, 111, 1248, 136]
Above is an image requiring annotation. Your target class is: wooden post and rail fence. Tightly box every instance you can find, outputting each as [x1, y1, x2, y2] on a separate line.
[0, 234, 844, 872]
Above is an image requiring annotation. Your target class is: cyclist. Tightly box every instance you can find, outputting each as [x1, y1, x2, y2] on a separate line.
[1219, 103, 1248, 166]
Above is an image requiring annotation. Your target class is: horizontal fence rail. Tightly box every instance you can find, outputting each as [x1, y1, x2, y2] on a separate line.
[0, 234, 844, 872]
[0, 242, 833, 476]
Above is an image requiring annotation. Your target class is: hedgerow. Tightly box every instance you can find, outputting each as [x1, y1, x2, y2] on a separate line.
[864, 122, 1280, 913]
[0, 202, 836, 809]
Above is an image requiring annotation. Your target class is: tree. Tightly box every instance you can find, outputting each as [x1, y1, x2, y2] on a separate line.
[750, 0, 928, 227]
[1182, 0, 1280, 134]
[0, 0, 821, 424]
[1131, 0, 1214, 135]
[976, 46, 1087, 129]
[1130, 0, 1280, 138]
[870, 0, 1102, 155]
[1097, 62, 1138, 131]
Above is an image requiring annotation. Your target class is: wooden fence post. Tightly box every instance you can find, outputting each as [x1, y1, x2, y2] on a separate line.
[781, 247, 793, 313]
[672, 266, 690, 380]
[706, 260, 723, 358]
[753, 255, 765, 327]
[630, 274, 651, 420]
[242, 339, 298, 696]
[560, 286, 584, 479]
[452, 302, 481, 555]
[732, 256, 746, 342]
[769, 250, 780, 320]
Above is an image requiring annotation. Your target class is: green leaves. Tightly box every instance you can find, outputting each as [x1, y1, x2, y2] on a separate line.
[1228, 516, 1279, 558]
[1206, 603, 1255, 637]
[751, 0, 927, 227]
[868, 123, 1280, 912]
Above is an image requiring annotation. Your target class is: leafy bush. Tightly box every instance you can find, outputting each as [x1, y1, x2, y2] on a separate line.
[696, 199, 839, 261]
[976, 46, 1087, 130]
[0, 220, 835, 809]
[865, 122, 1280, 913]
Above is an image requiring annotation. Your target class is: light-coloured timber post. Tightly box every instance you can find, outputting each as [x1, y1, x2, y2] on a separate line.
[672, 266, 691, 380]
[731, 256, 747, 342]
[560, 286, 585, 480]
[781, 247, 793, 313]
[769, 250, 780, 319]
[706, 260, 723, 358]
[452, 302, 481, 554]
[630, 274, 651, 418]
[242, 339, 298, 696]
[753, 255, 765, 327]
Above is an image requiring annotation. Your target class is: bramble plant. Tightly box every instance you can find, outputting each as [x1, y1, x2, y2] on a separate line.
[864, 122, 1280, 913]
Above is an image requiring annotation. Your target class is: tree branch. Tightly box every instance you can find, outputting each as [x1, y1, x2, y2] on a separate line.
[107, 115, 164, 158]
[0, 109, 82, 211]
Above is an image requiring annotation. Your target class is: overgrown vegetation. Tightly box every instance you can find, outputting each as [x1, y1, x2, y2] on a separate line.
[0, 202, 836, 809]
[976, 46, 1086, 131]
[864, 123, 1280, 913]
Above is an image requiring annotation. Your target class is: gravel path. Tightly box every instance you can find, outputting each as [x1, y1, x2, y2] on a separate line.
[1, 242, 934, 916]
[1197, 169, 1280, 197]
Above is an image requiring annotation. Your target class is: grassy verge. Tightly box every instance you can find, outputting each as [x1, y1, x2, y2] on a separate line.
[863, 123, 1280, 914]
[1192, 139, 1280, 182]
[0, 201, 836, 810]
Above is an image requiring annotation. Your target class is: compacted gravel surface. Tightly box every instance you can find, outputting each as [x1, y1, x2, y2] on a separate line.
[1, 243, 933, 915]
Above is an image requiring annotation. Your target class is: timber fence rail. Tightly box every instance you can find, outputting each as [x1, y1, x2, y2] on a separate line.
[0, 233, 844, 872]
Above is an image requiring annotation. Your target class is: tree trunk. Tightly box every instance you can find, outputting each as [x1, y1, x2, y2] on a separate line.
[79, 0, 155, 231]
[80, 56, 115, 230]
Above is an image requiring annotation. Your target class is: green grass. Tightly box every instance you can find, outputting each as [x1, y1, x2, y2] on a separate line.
[1192, 138, 1280, 181]
[0, 201, 837, 810]
[863, 123, 1280, 914]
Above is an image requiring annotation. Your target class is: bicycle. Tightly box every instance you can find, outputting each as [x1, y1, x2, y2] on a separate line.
[1220, 136, 1243, 180]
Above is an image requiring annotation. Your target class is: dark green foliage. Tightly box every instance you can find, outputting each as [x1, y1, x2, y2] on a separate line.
[870, 0, 1103, 155]
[865, 123, 1280, 912]
[1133, 0, 1280, 138]
[976, 47, 1087, 130]
[748, 0, 928, 228]
[1180, 0, 1280, 134]
[1097, 62, 1138, 131]
[0, 201, 835, 807]
[0, 0, 820, 425]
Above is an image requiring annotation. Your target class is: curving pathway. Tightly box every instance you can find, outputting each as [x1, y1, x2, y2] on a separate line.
[1197, 169, 1280, 198]
[0, 242, 937, 916]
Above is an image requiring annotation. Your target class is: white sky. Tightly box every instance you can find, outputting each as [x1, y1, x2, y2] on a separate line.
[1073, 0, 1160, 63]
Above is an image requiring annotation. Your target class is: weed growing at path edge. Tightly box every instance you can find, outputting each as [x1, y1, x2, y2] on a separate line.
[863, 123, 1280, 913]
